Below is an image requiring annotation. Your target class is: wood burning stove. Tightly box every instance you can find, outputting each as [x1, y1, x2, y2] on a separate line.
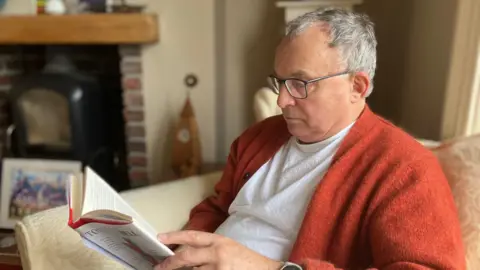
[6, 53, 130, 191]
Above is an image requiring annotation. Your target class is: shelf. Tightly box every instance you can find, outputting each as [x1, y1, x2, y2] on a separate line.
[0, 13, 159, 45]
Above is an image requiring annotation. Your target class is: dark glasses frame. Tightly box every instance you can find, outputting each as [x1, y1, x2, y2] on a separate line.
[268, 70, 350, 99]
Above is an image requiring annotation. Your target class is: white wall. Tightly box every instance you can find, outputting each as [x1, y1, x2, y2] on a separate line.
[141, 0, 217, 182]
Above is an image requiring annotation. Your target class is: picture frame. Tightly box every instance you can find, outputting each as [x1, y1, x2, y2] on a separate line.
[0, 158, 82, 229]
[0, 0, 37, 15]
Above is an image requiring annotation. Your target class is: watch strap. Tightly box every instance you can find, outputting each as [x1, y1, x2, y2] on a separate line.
[280, 261, 303, 270]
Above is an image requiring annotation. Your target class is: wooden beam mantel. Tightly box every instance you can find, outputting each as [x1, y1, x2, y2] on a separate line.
[0, 13, 159, 44]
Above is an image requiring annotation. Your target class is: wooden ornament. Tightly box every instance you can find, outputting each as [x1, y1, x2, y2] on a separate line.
[171, 75, 202, 178]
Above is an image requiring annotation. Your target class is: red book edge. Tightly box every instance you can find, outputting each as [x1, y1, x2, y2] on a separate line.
[68, 207, 130, 229]
[67, 182, 131, 229]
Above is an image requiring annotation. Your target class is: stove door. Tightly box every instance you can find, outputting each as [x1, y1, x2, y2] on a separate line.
[18, 88, 71, 153]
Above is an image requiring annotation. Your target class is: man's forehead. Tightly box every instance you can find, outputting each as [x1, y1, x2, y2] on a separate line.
[272, 68, 315, 79]
[274, 45, 337, 78]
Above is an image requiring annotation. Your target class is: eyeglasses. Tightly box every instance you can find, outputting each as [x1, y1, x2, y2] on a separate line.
[268, 71, 350, 99]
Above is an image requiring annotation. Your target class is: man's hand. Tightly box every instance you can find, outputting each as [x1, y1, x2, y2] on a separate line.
[154, 230, 283, 270]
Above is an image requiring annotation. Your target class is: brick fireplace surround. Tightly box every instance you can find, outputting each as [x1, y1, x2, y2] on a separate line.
[0, 45, 149, 188]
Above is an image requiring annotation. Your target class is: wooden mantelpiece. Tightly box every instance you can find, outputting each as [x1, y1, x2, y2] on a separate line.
[0, 14, 159, 44]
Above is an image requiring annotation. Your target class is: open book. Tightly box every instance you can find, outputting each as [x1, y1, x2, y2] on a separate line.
[67, 167, 174, 270]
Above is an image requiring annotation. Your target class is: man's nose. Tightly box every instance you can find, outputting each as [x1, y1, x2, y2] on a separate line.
[277, 85, 295, 108]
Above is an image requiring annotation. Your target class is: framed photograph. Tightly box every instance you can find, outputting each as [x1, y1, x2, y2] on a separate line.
[0, 0, 36, 15]
[0, 158, 82, 229]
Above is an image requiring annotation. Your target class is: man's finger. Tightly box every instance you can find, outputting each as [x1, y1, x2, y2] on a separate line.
[154, 246, 213, 270]
[158, 230, 218, 248]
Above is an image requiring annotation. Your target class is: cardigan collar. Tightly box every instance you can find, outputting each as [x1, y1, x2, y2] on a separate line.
[275, 104, 377, 155]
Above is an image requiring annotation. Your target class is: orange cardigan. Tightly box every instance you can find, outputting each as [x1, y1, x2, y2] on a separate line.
[184, 106, 465, 269]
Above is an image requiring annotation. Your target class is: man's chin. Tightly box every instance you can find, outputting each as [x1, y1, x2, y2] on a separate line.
[285, 121, 305, 135]
[283, 116, 303, 122]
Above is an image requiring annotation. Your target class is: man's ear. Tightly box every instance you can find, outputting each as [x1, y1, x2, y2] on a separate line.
[350, 72, 370, 102]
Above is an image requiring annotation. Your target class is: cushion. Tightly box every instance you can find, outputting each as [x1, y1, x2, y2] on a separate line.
[253, 87, 281, 122]
[431, 134, 480, 270]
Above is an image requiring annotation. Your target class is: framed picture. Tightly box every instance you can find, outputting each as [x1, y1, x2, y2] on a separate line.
[0, 0, 36, 15]
[0, 158, 82, 229]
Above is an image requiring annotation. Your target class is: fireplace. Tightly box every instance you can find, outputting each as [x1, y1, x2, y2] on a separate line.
[0, 44, 148, 190]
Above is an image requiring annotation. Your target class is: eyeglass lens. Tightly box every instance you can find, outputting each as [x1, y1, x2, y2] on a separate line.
[271, 77, 306, 98]
[285, 79, 306, 98]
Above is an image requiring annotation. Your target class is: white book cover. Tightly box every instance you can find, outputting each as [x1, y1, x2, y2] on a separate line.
[67, 167, 174, 269]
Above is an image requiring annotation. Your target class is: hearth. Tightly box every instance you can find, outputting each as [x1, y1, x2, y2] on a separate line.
[3, 46, 131, 191]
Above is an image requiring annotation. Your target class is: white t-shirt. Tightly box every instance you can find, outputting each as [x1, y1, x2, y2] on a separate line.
[214, 123, 354, 261]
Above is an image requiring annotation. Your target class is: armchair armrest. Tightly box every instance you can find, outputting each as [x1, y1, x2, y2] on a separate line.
[14, 171, 222, 270]
[120, 171, 222, 233]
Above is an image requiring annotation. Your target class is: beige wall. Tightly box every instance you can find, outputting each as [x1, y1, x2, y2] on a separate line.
[142, 0, 217, 182]
[218, 0, 283, 159]
[360, 0, 458, 140]
[441, 0, 480, 139]
[400, 0, 457, 140]
[141, 0, 283, 180]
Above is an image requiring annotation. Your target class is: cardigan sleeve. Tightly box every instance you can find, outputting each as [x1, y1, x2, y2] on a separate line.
[298, 157, 466, 270]
[182, 139, 240, 233]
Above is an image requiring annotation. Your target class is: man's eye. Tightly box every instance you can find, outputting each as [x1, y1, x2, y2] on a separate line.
[289, 80, 304, 89]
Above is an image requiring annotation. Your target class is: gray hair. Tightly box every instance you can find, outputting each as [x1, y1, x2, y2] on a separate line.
[286, 8, 377, 96]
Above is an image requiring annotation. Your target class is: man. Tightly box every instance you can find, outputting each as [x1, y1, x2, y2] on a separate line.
[155, 8, 465, 270]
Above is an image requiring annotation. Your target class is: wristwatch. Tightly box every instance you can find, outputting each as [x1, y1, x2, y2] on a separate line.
[280, 262, 303, 270]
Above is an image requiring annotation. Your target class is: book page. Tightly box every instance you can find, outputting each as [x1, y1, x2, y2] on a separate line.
[81, 167, 158, 238]
[81, 237, 135, 270]
[76, 221, 174, 270]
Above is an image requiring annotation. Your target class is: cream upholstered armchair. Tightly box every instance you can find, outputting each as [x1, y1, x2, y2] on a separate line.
[14, 172, 223, 270]
[253, 86, 281, 122]
[14, 86, 480, 269]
